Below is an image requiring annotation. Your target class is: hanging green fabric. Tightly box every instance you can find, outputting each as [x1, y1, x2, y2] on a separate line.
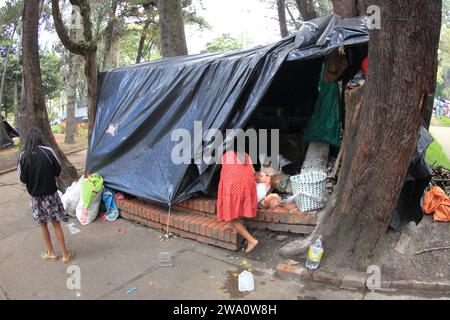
[304, 63, 342, 147]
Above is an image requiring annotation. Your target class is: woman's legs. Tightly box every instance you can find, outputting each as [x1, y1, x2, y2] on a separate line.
[228, 220, 259, 253]
[39, 223, 56, 256]
[51, 221, 69, 259]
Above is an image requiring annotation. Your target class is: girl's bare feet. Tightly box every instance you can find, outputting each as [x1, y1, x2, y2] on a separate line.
[245, 240, 259, 253]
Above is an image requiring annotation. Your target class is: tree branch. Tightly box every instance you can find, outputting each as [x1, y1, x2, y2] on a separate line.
[51, 0, 85, 55]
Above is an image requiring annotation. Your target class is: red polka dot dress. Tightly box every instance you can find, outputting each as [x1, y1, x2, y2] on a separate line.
[217, 151, 258, 222]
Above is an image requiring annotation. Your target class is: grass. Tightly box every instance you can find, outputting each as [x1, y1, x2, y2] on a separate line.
[431, 116, 450, 127]
[51, 124, 61, 133]
[425, 138, 450, 169]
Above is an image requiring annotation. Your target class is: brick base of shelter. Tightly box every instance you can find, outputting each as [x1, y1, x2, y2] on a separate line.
[117, 194, 317, 251]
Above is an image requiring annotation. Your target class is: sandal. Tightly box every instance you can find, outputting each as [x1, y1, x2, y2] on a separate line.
[62, 250, 76, 264]
[41, 251, 58, 262]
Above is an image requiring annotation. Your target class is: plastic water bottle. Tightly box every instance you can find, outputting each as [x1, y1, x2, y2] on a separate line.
[305, 236, 324, 270]
[238, 270, 255, 292]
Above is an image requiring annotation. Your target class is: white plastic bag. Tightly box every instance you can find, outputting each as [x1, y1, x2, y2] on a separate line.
[61, 179, 82, 217]
[76, 189, 102, 225]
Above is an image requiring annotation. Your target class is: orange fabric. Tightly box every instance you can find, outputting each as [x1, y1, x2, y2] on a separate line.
[423, 187, 450, 222]
[217, 151, 257, 222]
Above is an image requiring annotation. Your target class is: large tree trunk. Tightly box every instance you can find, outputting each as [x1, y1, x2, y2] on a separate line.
[277, 0, 289, 38]
[158, 0, 188, 57]
[294, 0, 318, 21]
[331, 0, 358, 18]
[102, 0, 119, 70]
[51, 0, 98, 141]
[22, 0, 78, 190]
[281, 0, 442, 271]
[65, 7, 83, 144]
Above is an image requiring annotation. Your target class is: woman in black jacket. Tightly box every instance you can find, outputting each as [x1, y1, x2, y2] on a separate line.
[17, 128, 75, 263]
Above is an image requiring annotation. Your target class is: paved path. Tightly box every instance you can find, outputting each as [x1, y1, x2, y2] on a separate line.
[430, 125, 450, 160]
[0, 150, 448, 300]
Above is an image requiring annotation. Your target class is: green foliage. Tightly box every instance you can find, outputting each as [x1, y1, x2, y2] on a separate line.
[120, 22, 161, 65]
[436, 25, 450, 99]
[40, 51, 65, 101]
[201, 34, 243, 54]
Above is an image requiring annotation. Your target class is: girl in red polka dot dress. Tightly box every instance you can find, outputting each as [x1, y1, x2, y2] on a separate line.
[217, 149, 259, 253]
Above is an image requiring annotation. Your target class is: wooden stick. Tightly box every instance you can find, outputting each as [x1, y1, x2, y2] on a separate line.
[414, 246, 450, 255]
[330, 147, 343, 179]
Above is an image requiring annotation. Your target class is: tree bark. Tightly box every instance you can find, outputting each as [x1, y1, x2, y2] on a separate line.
[294, 0, 318, 21]
[13, 75, 18, 128]
[277, 0, 289, 38]
[51, 0, 98, 141]
[102, 0, 119, 70]
[22, 0, 78, 190]
[281, 0, 442, 271]
[0, 22, 17, 118]
[65, 6, 83, 144]
[136, 18, 152, 64]
[331, 0, 358, 18]
[158, 0, 188, 57]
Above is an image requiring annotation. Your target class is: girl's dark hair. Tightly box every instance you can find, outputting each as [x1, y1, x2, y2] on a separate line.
[24, 128, 44, 164]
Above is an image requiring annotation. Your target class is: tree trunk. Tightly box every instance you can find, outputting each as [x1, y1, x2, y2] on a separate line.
[281, 0, 442, 271]
[277, 0, 289, 38]
[294, 0, 318, 21]
[102, 0, 119, 70]
[0, 22, 17, 118]
[22, 0, 78, 190]
[331, 0, 358, 18]
[136, 19, 151, 64]
[13, 75, 18, 128]
[65, 6, 83, 144]
[158, 0, 188, 57]
[51, 0, 98, 141]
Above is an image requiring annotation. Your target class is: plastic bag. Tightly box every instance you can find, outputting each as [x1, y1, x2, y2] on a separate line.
[422, 186, 450, 222]
[76, 189, 102, 225]
[61, 179, 82, 217]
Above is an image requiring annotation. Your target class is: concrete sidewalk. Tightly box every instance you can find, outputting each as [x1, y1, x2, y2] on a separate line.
[0, 150, 448, 300]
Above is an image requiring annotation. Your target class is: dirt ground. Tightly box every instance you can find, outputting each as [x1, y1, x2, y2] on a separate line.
[0, 133, 87, 172]
[375, 215, 450, 282]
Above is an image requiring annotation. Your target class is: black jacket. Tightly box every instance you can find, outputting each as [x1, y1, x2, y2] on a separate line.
[17, 146, 61, 197]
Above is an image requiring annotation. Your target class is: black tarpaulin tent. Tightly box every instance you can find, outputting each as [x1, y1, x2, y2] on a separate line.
[0, 116, 19, 149]
[86, 14, 370, 205]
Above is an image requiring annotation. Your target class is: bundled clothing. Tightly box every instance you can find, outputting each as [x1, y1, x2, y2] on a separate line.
[17, 146, 68, 224]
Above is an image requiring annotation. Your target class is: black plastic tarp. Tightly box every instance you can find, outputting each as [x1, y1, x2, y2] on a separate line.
[86, 14, 369, 205]
[0, 116, 19, 149]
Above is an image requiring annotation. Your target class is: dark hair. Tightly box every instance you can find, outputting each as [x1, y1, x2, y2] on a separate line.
[23, 128, 44, 164]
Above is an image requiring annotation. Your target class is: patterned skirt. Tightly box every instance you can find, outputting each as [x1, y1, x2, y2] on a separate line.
[31, 192, 68, 224]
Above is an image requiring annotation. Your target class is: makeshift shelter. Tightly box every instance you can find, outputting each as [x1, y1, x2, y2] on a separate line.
[0, 116, 19, 149]
[87, 14, 370, 205]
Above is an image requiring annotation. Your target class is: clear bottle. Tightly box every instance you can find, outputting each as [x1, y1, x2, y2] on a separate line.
[305, 236, 324, 270]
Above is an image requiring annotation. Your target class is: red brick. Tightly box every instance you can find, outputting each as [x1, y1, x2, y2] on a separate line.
[206, 221, 219, 238]
[194, 217, 209, 234]
[177, 215, 189, 231]
[200, 218, 215, 236]
[217, 225, 228, 241]
[212, 222, 226, 240]
[188, 216, 203, 233]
